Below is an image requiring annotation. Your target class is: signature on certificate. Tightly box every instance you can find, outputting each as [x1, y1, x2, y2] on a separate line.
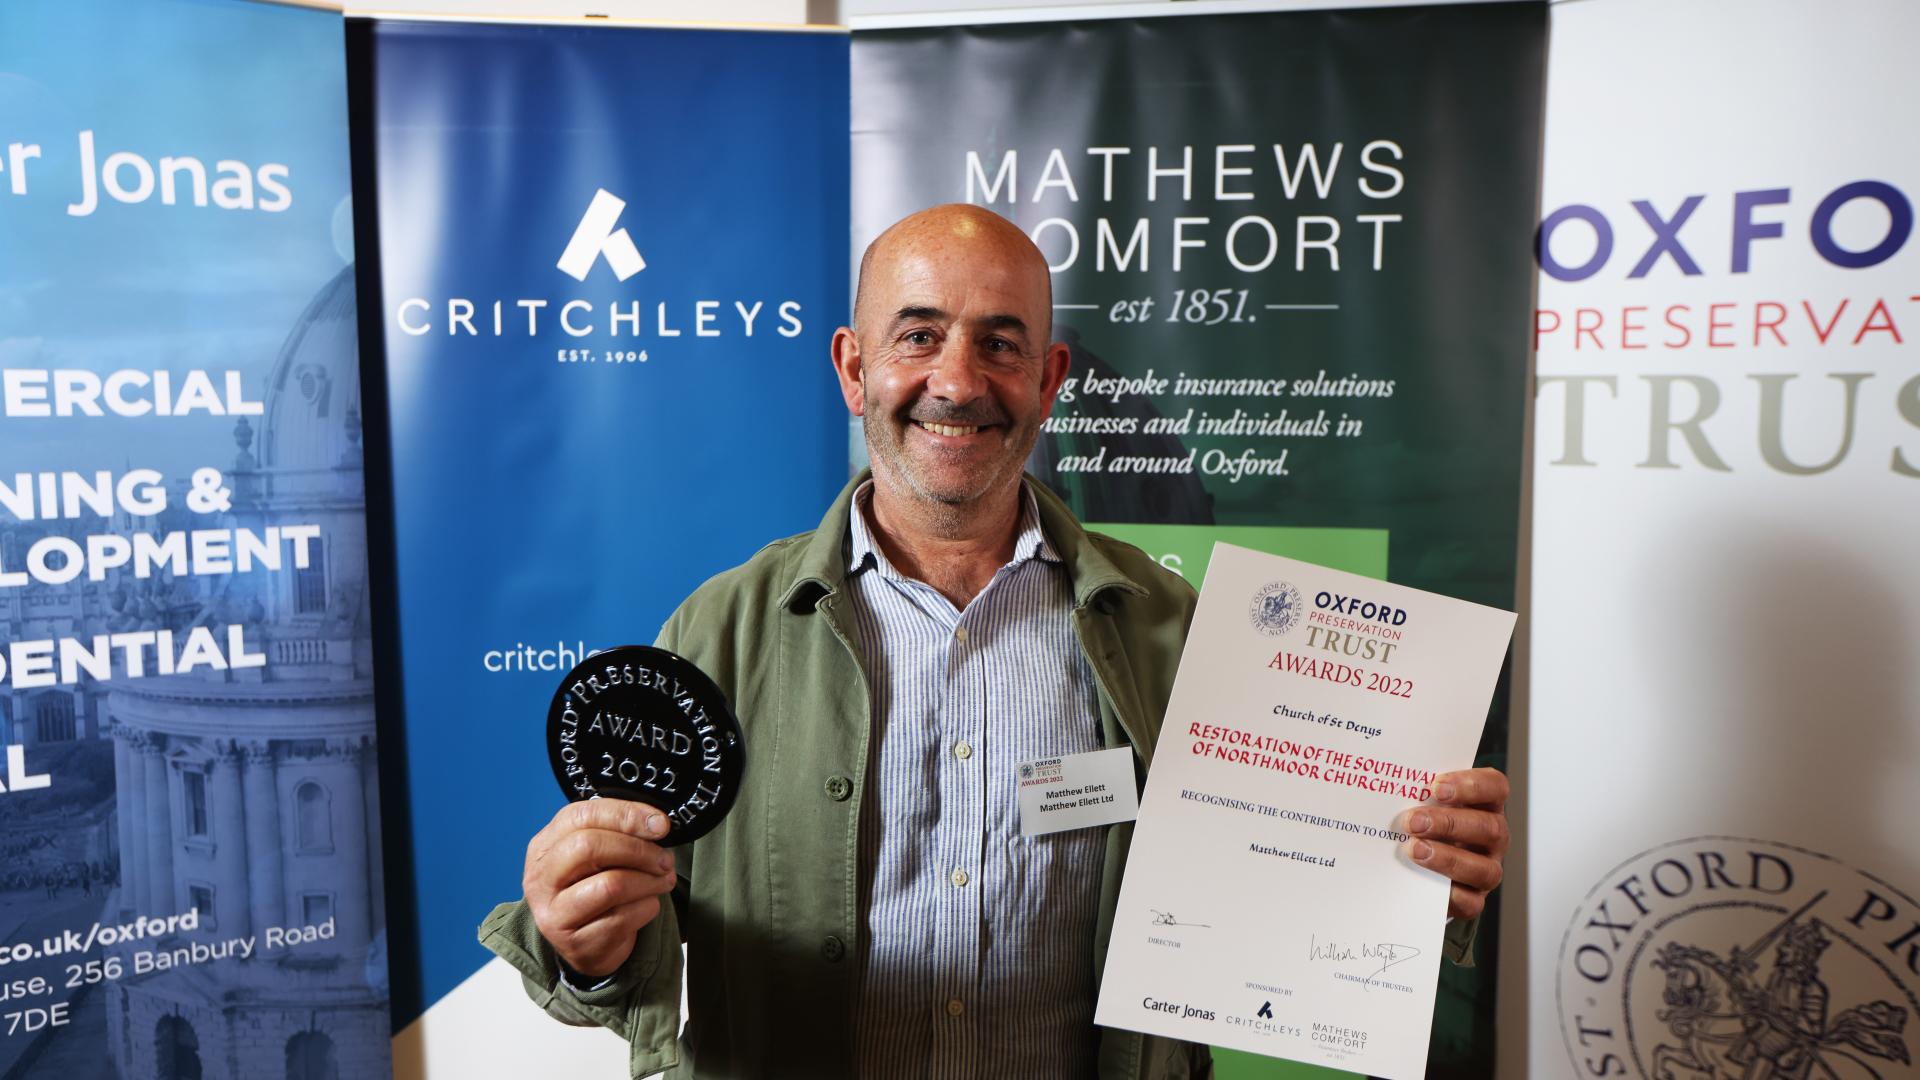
[1149, 909, 1212, 929]
[1309, 933, 1421, 989]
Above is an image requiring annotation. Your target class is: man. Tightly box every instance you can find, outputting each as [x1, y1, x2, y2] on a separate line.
[482, 205, 1511, 1079]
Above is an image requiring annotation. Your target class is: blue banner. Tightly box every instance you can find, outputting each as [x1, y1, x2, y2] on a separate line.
[0, 2, 392, 1078]
[351, 19, 849, 1050]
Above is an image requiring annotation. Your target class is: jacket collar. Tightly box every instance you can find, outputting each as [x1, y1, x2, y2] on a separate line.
[781, 470, 1150, 612]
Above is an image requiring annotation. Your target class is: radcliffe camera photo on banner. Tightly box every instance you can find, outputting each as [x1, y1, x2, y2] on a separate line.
[0, 2, 391, 1079]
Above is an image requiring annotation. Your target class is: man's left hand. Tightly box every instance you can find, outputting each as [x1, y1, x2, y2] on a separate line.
[1401, 767, 1509, 920]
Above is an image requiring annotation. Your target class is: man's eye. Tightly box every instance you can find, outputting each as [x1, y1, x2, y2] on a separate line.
[904, 330, 935, 347]
[985, 337, 1016, 353]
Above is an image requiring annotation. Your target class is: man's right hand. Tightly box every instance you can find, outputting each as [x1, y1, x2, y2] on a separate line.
[524, 800, 677, 980]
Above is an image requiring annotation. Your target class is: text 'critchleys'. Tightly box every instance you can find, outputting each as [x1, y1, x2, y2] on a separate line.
[393, 297, 804, 339]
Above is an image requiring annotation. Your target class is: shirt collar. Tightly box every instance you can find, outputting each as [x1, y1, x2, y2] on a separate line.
[847, 479, 1060, 579]
[780, 472, 1151, 613]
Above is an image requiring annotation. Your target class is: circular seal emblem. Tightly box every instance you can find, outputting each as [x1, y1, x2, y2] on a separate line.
[1020, 763, 1035, 780]
[546, 645, 745, 847]
[1249, 581, 1304, 636]
[1555, 835, 1918, 1079]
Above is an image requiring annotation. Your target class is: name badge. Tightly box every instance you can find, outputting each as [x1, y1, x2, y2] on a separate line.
[1016, 746, 1140, 837]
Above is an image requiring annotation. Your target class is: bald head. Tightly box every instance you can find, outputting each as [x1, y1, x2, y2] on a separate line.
[853, 204, 1053, 342]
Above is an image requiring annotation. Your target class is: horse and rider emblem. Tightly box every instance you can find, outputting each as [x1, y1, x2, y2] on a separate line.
[1557, 838, 1920, 1080]
[1249, 580, 1304, 636]
[1649, 891, 1911, 1079]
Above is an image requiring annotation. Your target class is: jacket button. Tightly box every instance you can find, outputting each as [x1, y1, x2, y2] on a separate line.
[821, 935, 846, 962]
[824, 775, 852, 801]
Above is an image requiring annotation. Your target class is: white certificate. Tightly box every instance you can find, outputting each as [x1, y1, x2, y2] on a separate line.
[1095, 543, 1516, 1079]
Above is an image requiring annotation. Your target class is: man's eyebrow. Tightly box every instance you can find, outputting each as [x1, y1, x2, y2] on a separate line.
[889, 305, 948, 328]
[974, 314, 1031, 337]
[885, 307, 1032, 339]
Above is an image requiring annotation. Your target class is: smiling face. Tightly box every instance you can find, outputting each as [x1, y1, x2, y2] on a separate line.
[833, 206, 1070, 516]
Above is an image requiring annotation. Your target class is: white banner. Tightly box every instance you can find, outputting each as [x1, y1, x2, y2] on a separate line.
[1527, 2, 1920, 1078]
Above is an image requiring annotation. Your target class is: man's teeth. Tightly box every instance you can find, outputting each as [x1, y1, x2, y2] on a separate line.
[920, 422, 980, 437]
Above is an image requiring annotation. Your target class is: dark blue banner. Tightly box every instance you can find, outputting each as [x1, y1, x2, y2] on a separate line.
[350, 19, 849, 1052]
[0, 1, 392, 1078]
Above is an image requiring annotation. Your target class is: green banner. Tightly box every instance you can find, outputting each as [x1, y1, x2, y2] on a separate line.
[853, 3, 1543, 1075]
[1089, 523, 1386, 588]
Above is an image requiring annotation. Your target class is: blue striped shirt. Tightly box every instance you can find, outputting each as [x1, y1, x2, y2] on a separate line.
[847, 481, 1107, 1080]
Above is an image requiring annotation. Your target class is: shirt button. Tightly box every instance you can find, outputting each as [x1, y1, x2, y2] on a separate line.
[945, 998, 965, 1017]
[824, 775, 852, 801]
[950, 868, 969, 888]
[953, 627, 968, 642]
[821, 935, 846, 962]
[953, 741, 973, 760]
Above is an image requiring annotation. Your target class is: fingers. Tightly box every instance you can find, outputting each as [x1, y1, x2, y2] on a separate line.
[539, 829, 675, 893]
[545, 866, 678, 931]
[1406, 834, 1504, 894]
[1432, 767, 1508, 811]
[577, 896, 663, 946]
[524, 804, 664, 878]
[1401, 788, 1509, 919]
[521, 800, 683, 981]
[550, 895, 665, 981]
[1403, 806, 1509, 857]
[536, 799, 672, 849]
[527, 802, 673, 887]
[1448, 883, 1488, 921]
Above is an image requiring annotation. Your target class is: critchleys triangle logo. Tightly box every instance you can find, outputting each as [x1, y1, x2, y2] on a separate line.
[1557, 836, 1915, 1079]
[391, 183, 806, 343]
[556, 188, 646, 282]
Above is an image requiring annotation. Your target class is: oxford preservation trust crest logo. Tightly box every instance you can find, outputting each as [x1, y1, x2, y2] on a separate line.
[1249, 581, 1304, 636]
[1556, 836, 1916, 1080]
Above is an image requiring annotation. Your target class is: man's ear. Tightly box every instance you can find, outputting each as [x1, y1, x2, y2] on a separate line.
[1039, 339, 1072, 407]
[831, 326, 865, 415]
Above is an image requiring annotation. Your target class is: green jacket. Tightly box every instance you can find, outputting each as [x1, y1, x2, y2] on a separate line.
[480, 475, 1474, 1078]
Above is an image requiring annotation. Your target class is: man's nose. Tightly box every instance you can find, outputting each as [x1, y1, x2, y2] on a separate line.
[927, 337, 989, 402]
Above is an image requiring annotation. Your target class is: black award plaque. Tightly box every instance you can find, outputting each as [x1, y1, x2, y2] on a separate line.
[546, 645, 745, 846]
